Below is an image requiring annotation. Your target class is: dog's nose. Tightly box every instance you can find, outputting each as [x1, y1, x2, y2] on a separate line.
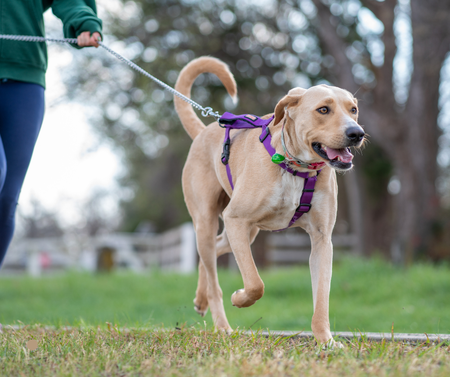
[345, 126, 365, 143]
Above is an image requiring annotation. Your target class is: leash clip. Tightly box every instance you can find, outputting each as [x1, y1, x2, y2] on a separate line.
[201, 107, 221, 122]
[221, 139, 231, 165]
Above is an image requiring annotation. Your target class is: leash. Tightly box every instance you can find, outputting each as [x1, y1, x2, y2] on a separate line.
[1, 34, 320, 231]
[0, 34, 221, 121]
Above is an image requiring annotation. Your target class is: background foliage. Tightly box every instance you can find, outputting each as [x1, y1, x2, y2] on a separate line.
[58, 0, 450, 261]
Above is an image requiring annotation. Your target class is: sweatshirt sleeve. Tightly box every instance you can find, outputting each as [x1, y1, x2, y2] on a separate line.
[51, 0, 103, 46]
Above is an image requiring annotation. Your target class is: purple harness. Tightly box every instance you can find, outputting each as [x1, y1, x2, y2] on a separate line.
[219, 112, 320, 231]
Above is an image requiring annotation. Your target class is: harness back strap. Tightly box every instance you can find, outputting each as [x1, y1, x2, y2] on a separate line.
[220, 112, 267, 189]
[219, 112, 320, 230]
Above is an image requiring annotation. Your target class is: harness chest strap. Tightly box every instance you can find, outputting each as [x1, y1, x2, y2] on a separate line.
[219, 112, 321, 230]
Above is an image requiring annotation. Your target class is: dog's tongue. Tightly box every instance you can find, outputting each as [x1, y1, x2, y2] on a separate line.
[326, 147, 353, 163]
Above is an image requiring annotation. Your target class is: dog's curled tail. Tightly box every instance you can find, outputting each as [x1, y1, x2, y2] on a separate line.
[174, 57, 237, 140]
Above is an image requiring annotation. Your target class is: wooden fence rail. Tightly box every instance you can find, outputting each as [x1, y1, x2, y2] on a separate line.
[267, 232, 359, 265]
[3, 224, 358, 275]
[3, 223, 197, 275]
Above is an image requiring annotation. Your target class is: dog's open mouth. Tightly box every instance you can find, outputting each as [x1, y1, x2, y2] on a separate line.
[312, 142, 353, 170]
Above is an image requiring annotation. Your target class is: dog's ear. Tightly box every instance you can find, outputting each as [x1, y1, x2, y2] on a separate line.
[288, 87, 307, 96]
[274, 87, 306, 125]
[274, 95, 301, 125]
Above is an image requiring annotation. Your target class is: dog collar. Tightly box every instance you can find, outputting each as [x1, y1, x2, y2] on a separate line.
[275, 117, 325, 171]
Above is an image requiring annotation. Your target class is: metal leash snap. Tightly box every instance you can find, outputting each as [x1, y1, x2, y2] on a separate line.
[201, 107, 221, 121]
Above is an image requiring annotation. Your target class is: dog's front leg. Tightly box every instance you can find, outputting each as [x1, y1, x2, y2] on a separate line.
[194, 226, 260, 317]
[309, 231, 333, 344]
[223, 215, 264, 308]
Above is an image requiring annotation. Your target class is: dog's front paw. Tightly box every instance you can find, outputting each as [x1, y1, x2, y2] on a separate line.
[215, 324, 234, 334]
[231, 288, 263, 308]
[231, 289, 244, 307]
[316, 338, 345, 353]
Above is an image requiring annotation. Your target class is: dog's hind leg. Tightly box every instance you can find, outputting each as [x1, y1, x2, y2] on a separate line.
[216, 228, 232, 256]
[195, 226, 260, 317]
[195, 228, 233, 316]
[194, 261, 209, 317]
[194, 215, 232, 331]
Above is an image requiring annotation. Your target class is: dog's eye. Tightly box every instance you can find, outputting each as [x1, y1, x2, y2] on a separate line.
[317, 107, 329, 114]
[351, 107, 358, 114]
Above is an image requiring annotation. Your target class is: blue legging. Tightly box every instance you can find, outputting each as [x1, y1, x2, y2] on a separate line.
[0, 80, 45, 266]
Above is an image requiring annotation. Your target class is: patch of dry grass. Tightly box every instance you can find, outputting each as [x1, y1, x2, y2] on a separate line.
[1, 325, 450, 376]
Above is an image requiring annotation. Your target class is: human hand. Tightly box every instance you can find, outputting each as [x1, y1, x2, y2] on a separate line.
[77, 31, 101, 47]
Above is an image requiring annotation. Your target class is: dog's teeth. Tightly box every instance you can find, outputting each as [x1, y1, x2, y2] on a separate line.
[322, 146, 327, 151]
[337, 156, 341, 162]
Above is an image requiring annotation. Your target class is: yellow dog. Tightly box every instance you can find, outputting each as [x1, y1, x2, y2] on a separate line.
[174, 57, 365, 344]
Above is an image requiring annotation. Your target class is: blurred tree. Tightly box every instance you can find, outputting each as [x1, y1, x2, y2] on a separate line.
[78, 189, 121, 236]
[61, 0, 450, 262]
[18, 199, 64, 238]
[62, 0, 318, 232]
[310, 0, 450, 262]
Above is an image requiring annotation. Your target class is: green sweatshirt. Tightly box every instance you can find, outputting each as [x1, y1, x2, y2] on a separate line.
[0, 0, 103, 88]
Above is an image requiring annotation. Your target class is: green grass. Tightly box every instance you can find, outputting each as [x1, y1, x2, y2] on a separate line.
[1, 327, 450, 376]
[1, 257, 450, 334]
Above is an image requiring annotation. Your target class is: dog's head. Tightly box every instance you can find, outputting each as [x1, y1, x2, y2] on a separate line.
[274, 85, 365, 171]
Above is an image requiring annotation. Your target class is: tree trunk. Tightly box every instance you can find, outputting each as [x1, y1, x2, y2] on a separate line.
[312, 0, 450, 261]
[390, 0, 449, 262]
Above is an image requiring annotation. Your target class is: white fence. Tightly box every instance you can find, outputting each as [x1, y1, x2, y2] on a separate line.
[2, 223, 358, 275]
[2, 222, 197, 275]
[267, 232, 358, 265]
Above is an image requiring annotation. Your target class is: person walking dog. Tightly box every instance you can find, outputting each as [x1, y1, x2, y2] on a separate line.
[0, 0, 103, 267]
